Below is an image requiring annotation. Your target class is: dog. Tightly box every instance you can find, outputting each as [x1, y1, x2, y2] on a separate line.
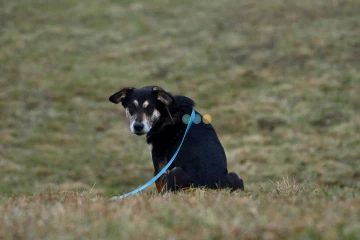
[109, 86, 244, 193]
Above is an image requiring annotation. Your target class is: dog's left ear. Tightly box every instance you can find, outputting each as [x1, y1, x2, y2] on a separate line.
[152, 86, 175, 106]
[109, 87, 135, 104]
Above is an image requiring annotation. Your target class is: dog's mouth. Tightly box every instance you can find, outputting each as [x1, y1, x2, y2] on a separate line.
[134, 132, 146, 136]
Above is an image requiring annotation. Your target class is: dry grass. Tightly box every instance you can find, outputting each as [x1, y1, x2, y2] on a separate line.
[268, 175, 312, 196]
[1, 0, 360, 239]
[0, 183, 359, 240]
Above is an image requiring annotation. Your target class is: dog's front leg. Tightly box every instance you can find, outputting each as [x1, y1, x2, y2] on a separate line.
[150, 144, 169, 193]
[154, 162, 168, 193]
[155, 176, 163, 193]
[155, 172, 165, 193]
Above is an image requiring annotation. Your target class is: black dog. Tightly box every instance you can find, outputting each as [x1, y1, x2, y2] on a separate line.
[109, 86, 244, 192]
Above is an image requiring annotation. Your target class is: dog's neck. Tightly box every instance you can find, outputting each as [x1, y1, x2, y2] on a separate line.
[146, 95, 194, 144]
[146, 117, 179, 143]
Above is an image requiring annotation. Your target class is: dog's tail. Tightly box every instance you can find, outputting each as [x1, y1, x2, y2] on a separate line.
[219, 172, 245, 192]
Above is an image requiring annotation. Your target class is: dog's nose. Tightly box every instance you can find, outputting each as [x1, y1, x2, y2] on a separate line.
[133, 122, 144, 132]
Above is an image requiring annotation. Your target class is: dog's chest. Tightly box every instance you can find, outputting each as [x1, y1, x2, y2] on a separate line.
[148, 143, 153, 156]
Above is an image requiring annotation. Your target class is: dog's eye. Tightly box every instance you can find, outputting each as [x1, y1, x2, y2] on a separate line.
[128, 105, 136, 115]
[144, 105, 154, 114]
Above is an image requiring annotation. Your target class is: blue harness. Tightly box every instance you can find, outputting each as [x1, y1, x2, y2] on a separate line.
[111, 109, 195, 200]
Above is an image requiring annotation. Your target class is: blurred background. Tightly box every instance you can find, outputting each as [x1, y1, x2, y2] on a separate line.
[1, 0, 359, 196]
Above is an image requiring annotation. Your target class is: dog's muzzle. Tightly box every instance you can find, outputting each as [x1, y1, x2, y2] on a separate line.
[130, 121, 150, 135]
[133, 122, 144, 135]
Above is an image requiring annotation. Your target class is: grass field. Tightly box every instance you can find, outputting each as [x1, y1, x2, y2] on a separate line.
[1, 0, 359, 239]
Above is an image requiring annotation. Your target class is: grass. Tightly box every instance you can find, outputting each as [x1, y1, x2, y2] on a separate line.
[0, 0, 359, 239]
[0, 182, 359, 240]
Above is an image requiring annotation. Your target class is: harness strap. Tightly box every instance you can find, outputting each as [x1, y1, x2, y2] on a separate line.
[111, 109, 195, 200]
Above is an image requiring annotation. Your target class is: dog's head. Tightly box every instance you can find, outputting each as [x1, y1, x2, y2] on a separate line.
[109, 86, 174, 135]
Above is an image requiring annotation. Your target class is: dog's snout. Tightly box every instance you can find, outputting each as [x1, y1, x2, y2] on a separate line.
[133, 122, 144, 132]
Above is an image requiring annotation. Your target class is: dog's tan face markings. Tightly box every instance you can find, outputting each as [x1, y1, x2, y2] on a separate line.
[143, 109, 160, 128]
[125, 101, 137, 120]
[125, 99, 161, 134]
[141, 104, 161, 133]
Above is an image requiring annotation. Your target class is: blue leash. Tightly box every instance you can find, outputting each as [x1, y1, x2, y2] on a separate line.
[111, 109, 195, 200]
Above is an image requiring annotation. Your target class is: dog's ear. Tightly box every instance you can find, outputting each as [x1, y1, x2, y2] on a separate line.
[109, 87, 135, 104]
[152, 86, 174, 106]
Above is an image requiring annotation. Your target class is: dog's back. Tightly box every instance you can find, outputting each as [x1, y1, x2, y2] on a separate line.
[157, 95, 244, 191]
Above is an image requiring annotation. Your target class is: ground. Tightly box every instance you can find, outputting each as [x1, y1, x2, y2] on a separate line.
[0, 0, 359, 239]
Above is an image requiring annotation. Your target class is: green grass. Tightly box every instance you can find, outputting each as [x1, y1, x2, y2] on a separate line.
[1, 0, 359, 239]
